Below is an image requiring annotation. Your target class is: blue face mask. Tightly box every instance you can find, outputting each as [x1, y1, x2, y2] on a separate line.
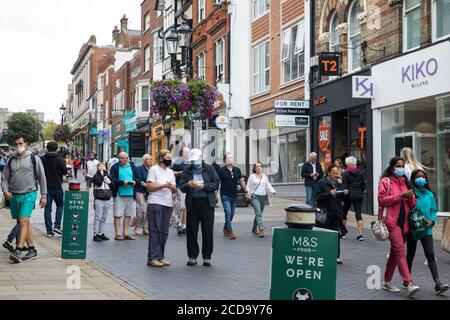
[393, 167, 405, 177]
[193, 161, 202, 168]
[415, 177, 427, 187]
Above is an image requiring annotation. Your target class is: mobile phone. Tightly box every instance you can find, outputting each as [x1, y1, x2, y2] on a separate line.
[335, 190, 345, 195]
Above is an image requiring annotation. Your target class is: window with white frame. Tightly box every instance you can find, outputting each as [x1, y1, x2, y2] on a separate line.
[253, 41, 270, 95]
[433, 0, 450, 41]
[198, 0, 206, 22]
[404, 0, 421, 51]
[253, 0, 270, 20]
[329, 11, 340, 52]
[197, 52, 206, 80]
[215, 39, 225, 83]
[114, 91, 124, 111]
[153, 34, 164, 63]
[348, 0, 362, 71]
[141, 86, 149, 113]
[281, 21, 305, 84]
[144, 12, 150, 32]
[144, 46, 150, 72]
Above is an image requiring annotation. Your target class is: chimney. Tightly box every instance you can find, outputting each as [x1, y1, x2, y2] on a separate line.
[120, 14, 128, 34]
[88, 35, 96, 45]
[112, 26, 120, 47]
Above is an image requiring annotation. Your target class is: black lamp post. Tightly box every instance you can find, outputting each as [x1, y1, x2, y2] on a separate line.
[60, 104, 66, 125]
[165, 21, 193, 79]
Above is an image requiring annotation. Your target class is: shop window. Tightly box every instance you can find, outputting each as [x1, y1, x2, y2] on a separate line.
[403, 0, 421, 51]
[437, 96, 450, 211]
[281, 21, 305, 84]
[433, 0, 450, 41]
[329, 11, 340, 52]
[348, 0, 362, 71]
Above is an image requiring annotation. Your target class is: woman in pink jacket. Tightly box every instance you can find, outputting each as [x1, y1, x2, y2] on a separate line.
[378, 156, 420, 297]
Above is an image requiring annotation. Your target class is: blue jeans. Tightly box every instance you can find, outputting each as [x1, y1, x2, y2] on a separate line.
[7, 223, 19, 243]
[44, 187, 64, 234]
[221, 195, 236, 231]
[305, 185, 317, 207]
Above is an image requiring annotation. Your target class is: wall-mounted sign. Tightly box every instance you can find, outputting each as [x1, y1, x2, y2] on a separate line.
[124, 111, 137, 133]
[151, 124, 165, 140]
[268, 119, 278, 131]
[275, 100, 310, 128]
[319, 53, 340, 77]
[318, 120, 331, 152]
[215, 115, 230, 130]
[171, 119, 185, 135]
[352, 76, 374, 98]
[129, 132, 146, 158]
[314, 96, 327, 106]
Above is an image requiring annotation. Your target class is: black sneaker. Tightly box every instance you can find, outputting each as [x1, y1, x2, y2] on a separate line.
[9, 249, 24, 263]
[356, 234, 364, 241]
[93, 234, 103, 242]
[187, 258, 197, 266]
[3, 241, 15, 253]
[100, 234, 110, 241]
[53, 225, 63, 235]
[177, 226, 183, 236]
[22, 249, 38, 261]
[46, 232, 55, 238]
[436, 284, 450, 296]
[203, 259, 212, 267]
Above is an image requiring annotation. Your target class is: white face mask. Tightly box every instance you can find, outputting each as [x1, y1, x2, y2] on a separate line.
[17, 146, 26, 154]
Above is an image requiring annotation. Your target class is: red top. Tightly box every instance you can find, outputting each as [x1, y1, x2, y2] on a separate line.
[73, 159, 80, 169]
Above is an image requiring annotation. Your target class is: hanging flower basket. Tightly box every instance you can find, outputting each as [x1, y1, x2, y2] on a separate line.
[53, 125, 72, 143]
[150, 80, 192, 120]
[187, 80, 217, 121]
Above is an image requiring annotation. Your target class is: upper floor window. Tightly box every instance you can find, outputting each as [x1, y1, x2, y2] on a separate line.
[141, 86, 149, 113]
[215, 39, 225, 83]
[197, 52, 206, 80]
[329, 11, 340, 52]
[198, 0, 206, 22]
[404, 0, 421, 51]
[144, 46, 150, 72]
[153, 34, 164, 64]
[433, 0, 450, 41]
[144, 12, 150, 32]
[253, 0, 270, 20]
[281, 21, 305, 84]
[348, 0, 362, 72]
[253, 40, 270, 95]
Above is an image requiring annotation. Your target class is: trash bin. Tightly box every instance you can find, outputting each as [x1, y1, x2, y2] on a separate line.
[285, 203, 316, 230]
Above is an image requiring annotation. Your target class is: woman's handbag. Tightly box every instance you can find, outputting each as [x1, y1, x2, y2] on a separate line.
[371, 220, 389, 241]
[93, 178, 112, 201]
[246, 175, 263, 207]
[409, 207, 427, 240]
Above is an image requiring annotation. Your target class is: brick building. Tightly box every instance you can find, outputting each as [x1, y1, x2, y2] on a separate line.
[249, 0, 307, 196]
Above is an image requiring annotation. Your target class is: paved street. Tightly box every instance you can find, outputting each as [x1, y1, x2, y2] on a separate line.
[22, 184, 450, 300]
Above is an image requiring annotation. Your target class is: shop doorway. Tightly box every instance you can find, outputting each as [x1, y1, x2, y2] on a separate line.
[332, 111, 349, 163]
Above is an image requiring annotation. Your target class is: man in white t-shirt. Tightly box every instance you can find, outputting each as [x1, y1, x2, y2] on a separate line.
[146, 149, 177, 268]
[85, 153, 100, 192]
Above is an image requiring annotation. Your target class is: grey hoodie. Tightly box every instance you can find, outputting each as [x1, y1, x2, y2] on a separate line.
[1, 151, 47, 197]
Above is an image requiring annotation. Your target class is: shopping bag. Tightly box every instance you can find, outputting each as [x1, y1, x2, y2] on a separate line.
[441, 218, 450, 254]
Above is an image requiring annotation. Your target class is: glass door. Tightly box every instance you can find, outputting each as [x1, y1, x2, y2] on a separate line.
[436, 96, 450, 211]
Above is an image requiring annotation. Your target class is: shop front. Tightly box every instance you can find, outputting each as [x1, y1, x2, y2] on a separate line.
[249, 109, 310, 197]
[311, 72, 373, 213]
[372, 40, 450, 212]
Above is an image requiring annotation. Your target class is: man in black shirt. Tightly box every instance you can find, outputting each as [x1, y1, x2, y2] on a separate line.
[218, 153, 247, 239]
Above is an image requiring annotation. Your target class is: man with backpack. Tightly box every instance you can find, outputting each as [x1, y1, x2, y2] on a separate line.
[1, 135, 47, 263]
[40, 141, 68, 237]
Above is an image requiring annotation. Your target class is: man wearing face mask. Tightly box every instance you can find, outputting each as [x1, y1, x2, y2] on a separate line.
[2, 135, 47, 263]
[180, 149, 220, 267]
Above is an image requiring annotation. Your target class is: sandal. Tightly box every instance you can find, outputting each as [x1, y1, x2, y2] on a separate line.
[123, 235, 135, 240]
[114, 235, 124, 241]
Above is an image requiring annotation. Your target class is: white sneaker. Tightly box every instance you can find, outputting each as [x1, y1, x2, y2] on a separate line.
[407, 284, 420, 297]
[382, 282, 400, 292]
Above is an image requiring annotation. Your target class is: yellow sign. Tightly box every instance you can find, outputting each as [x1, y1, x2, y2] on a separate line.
[151, 124, 165, 140]
[268, 119, 278, 131]
[171, 120, 185, 130]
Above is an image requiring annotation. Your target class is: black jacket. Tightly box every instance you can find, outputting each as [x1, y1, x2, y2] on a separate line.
[315, 177, 346, 233]
[179, 162, 220, 209]
[92, 170, 114, 200]
[109, 161, 141, 199]
[342, 169, 364, 201]
[40, 152, 68, 189]
[301, 161, 323, 187]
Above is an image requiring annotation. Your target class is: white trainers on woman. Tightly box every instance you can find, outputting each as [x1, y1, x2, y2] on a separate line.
[382, 282, 400, 292]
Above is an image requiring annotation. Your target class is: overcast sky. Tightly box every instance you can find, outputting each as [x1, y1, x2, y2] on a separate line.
[0, 0, 141, 122]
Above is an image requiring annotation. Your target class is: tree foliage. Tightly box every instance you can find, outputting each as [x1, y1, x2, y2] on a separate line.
[6, 112, 43, 144]
[42, 121, 58, 141]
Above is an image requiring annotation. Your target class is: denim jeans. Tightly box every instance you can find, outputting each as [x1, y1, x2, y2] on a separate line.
[7, 223, 19, 243]
[305, 185, 317, 207]
[44, 187, 64, 234]
[221, 195, 236, 232]
[251, 195, 267, 230]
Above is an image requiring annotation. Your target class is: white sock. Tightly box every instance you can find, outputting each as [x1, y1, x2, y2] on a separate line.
[182, 224, 186, 229]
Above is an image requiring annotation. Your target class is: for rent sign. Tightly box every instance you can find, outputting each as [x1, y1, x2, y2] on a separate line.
[275, 100, 310, 128]
[270, 228, 338, 300]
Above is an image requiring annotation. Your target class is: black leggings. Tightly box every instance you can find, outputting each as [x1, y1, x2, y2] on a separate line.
[343, 199, 363, 221]
[406, 235, 439, 282]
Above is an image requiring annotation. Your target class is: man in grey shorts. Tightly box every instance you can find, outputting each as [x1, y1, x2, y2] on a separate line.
[109, 152, 141, 240]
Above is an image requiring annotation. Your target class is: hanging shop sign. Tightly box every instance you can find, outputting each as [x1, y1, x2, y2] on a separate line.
[215, 115, 230, 130]
[124, 110, 137, 133]
[318, 53, 341, 77]
[352, 76, 374, 98]
[151, 123, 165, 140]
[275, 100, 310, 128]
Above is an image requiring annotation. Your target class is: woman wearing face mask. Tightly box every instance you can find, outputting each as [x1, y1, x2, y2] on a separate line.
[92, 163, 114, 241]
[406, 169, 449, 295]
[379, 157, 420, 297]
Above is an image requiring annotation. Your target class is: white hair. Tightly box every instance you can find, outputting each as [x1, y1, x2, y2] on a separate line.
[345, 156, 357, 166]
[309, 152, 317, 158]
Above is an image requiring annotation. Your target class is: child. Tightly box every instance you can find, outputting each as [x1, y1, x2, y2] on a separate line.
[92, 163, 113, 242]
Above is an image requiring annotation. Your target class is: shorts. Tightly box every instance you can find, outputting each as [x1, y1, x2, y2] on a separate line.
[178, 189, 186, 211]
[10, 192, 37, 219]
[86, 177, 94, 188]
[113, 196, 136, 217]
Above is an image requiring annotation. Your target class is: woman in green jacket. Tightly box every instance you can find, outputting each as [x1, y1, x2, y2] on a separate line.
[407, 169, 449, 295]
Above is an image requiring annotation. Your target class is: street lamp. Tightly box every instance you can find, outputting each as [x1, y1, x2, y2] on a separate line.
[165, 21, 193, 78]
[60, 104, 66, 125]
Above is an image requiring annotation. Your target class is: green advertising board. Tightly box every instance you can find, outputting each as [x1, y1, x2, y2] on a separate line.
[61, 191, 89, 260]
[270, 227, 338, 300]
